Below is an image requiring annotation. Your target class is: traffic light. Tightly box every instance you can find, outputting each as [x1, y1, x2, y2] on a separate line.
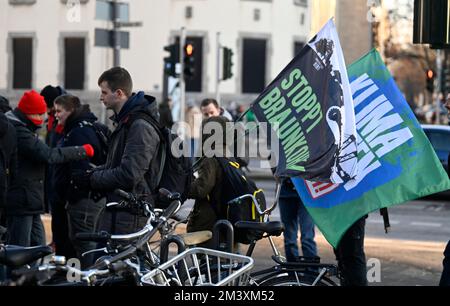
[163, 43, 179, 77]
[183, 42, 196, 79]
[222, 47, 234, 80]
[426, 69, 435, 93]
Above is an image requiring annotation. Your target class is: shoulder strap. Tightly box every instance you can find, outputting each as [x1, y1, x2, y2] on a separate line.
[64, 120, 91, 142]
[66, 120, 109, 149]
[125, 111, 166, 188]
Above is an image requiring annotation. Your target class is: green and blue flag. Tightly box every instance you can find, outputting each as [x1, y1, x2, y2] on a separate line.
[292, 49, 450, 247]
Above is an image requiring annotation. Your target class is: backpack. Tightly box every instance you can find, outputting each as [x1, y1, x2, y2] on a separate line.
[214, 157, 267, 244]
[125, 111, 193, 208]
[66, 120, 110, 166]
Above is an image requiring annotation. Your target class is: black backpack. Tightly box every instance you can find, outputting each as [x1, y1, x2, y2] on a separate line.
[125, 111, 193, 207]
[214, 157, 266, 244]
[66, 120, 110, 166]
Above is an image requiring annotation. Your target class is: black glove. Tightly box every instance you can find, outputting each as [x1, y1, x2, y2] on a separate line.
[71, 169, 93, 191]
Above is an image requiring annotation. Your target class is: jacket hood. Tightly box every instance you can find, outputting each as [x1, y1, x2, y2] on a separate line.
[64, 104, 98, 133]
[7, 108, 41, 131]
[199, 115, 231, 157]
[114, 91, 159, 124]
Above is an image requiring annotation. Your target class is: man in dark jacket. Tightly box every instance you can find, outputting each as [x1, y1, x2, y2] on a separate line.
[4, 90, 93, 247]
[0, 112, 17, 225]
[80, 67, 160, 235]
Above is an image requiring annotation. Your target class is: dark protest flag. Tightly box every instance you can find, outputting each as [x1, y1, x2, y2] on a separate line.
[250, 19, 358, 183]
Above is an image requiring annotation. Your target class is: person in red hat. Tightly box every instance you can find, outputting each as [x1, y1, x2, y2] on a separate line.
[3, 90, 95, 247]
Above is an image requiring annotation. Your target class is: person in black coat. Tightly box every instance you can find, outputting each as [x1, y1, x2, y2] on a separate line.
[53, 95, 109, 267]
[0, 112, 17, 225]
[4, 90, 94, 247]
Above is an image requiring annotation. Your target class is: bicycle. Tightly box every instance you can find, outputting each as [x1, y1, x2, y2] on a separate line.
[140, 247, 254, 286]
[219, 184, 340, 286]
[6, 189, 211, 286]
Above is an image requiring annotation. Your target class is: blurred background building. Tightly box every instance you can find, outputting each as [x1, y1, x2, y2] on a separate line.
[0, 0, 312, 118]
[0, 0, 446, 125]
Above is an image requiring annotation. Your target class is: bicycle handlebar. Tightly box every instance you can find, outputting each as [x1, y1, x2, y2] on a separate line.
[75, 231, 111, 242]
[114, 189, 133, 201]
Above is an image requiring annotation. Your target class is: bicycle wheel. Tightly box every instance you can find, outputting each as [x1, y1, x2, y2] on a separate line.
[258, 271, 338, 286]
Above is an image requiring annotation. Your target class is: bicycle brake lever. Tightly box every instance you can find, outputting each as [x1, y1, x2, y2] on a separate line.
[81, 247, 108, 257]
[106, 202, 120, 208]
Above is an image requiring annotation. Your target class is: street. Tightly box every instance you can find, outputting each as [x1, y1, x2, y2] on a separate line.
[41, 177, 448, 286]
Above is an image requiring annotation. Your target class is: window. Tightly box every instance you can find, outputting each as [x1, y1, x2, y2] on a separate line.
[64, 37, 85, 90]
[242, 38, 266, 93]
[9, 0, 36, 5]
[254, 8, 261, 21]
[12, 37, 32, 89]
[425, 130, 450, 152]
[293, 0, 308, 7]
[185, 6, 193, 19]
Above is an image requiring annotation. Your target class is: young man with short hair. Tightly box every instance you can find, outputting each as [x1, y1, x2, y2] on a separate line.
[79, 67, 161, 234]
[200, 98, 233, 121]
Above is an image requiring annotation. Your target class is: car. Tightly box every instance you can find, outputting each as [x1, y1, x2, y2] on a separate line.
[422, 124, 450, 176]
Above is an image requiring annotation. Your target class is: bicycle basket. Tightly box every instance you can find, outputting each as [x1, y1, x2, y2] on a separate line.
[141, 247, 253, 286]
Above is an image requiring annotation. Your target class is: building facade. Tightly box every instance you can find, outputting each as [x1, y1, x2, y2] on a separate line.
[311, 0, 373, 65]
[0, 0, 312, 119]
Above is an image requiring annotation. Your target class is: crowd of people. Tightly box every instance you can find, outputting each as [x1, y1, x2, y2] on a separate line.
[1, 66, 449, 286]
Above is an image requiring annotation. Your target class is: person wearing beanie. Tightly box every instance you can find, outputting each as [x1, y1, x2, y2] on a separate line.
[3, 90, 95, 247]
[39, 85, 69, 253]
[40, 85, 67, 146]
[16, 90, 47, 126]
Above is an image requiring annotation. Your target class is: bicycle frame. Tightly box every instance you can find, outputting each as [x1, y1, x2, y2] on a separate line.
[234, 183, 340, 286]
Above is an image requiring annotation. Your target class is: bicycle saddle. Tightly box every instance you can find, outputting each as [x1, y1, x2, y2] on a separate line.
[0, 245, 53, 267]
[178, 231, 212, 246]
[234, 221, 284, 237]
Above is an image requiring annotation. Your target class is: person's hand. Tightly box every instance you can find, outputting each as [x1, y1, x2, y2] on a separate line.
[82, 144, 95, 158]
[71, 169, 93, 191]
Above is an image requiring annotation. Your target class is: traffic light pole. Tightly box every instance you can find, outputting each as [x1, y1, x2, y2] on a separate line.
[436, 49, 443, 124]
[179, 27, 186, 136]
[216, 32, 221, 103]
[113, 0, 121, 67]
